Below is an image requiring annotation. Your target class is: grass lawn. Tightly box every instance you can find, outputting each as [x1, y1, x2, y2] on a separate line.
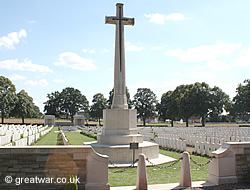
[64, 132, 96, 145]
[108, 149, 210, 187]
[34, 130, 210, 187]
[35, 127, 59, 145]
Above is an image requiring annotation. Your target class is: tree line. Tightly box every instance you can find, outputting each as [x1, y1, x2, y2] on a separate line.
[44, 80, 249, 126]
[1, 75, 249, 126]
[0, 76, 40, 124]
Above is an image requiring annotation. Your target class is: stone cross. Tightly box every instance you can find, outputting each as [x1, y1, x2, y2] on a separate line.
[105, 3, 134, 109]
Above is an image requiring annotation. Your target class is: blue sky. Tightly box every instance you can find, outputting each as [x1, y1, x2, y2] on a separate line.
[0, 0, 249, 112]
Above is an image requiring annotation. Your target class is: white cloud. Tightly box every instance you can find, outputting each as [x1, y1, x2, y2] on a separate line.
[144, 13, 166, 24]
[10, 74, 27, 81]
[0, 58, 53, 72]
[54, 52, 97, 71]
[53, 79, 66, 84]
[144, 13, 185, 24]
[28, 20, 36, 24]
[161, 79, 193, 90]
[233, 47, 250, 67]
[152, 46, 165, 50]
[166, 40, 242, 62]
[0, 29, 27, 49]
[190, 71, 215, 80]
[210, 81, 238, 99]
[82, 48, 96, 54]
[103, 48, 110, 53]
[207, 60, 231, 71]
[130, 80, 153, 90]
[168, 72, 184, 77]
[126, 42, 143, 52]
[165, 13, 186, 21]
[166, 48, 182, 56]
[25, 79, 48, 87]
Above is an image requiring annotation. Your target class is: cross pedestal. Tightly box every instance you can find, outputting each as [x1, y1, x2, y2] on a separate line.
[98, 109, 143, 145]
[90, 3, 159, 164]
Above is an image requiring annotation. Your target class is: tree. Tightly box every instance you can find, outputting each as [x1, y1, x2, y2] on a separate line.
[133, 88, 157, 126]
[0, 76, 17, 124]
[90, 93, 108, 126]
[158, 91, 179, 127]
[173, 82, 230, 127]
[174, 84, 194, 127]
[231, 79, 250, 119]
[60, 87, 89, 122]
[44, 91, 61, 117]
[208, 86, 231, 122]
[11, 90, 40, 124]
[190, 82, 211, 126]
[107, 87, 133, 109]
[44, 87, 89, 122]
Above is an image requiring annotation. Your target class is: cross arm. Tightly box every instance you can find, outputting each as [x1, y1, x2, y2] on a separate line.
[105, 16, 135, 26]
[123, 17, 135, 26]
[105, 16, 117, 24]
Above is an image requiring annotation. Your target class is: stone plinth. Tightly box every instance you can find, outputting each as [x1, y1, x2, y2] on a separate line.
[90, 108, 159, 163]
[44, 115, 55, 126]
[207, 143, 238, 185]
[91, 141, 159, 164]
[98, 109, 143, 145]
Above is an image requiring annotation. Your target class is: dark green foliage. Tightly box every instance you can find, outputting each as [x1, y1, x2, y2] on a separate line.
[44, 87, 89, 121]
[231, 79, 250, 119]
[44, 91, 61, 117]
[0, 76, 18, 123]
[64, 175, 78, 190]
[57, 133, 64, 145]
[0, 76, 17, 123]
[11, 90, 40, 124]
[158, 82, 231, 127]
[90, 93, 108, 126]
[133, 88, 157, 126]
[80, 131, 97, 140]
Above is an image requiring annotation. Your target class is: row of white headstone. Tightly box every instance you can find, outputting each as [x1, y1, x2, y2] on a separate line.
[155, 136, 187, 152]
[0, 124, 53, 146]
[79, 126, 101, 136]
[138, 126, 250, 155]
[60, 130, 69, 145]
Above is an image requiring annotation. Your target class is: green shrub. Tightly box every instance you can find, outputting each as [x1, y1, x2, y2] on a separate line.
[64, 175, 78, 190]
[57, 133, 64, 145]
[92, 134, 97, 140]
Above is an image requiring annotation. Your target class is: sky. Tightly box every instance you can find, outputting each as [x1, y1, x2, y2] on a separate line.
[0, 0, 250, 113]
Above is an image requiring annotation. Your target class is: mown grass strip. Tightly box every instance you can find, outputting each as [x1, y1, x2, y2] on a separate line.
[109, 149, 210, 187]
[35, 127, 59, 145]
[64, 132, 96, 145]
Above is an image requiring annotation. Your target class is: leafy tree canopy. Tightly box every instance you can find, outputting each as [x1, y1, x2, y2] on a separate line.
[133, 88, 157, 126]
[0, 76, 17, 123]
[44, 87, 89, 122]
[90, 93, 108, 125]
[11, 90, 40, 124]
[232, 79, 250, 118]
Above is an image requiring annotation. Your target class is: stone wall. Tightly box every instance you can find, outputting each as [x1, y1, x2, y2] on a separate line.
[207, 142, 250, 185]
[0, 146, 109, 190]
[235, 147, 250, 182]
